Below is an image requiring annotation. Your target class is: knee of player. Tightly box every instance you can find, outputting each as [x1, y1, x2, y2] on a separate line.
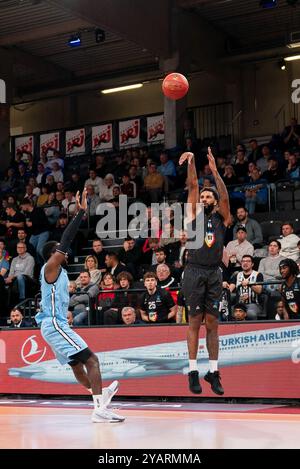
[205, 315, 219, 330]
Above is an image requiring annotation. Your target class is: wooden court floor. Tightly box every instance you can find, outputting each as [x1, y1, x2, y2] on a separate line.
[1, 404, 300, 449]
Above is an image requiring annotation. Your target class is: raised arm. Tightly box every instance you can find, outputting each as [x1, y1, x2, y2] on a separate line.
[179, 152, 199, 219]
[45, 189, 87, 283]
[207, 147, 231, 226]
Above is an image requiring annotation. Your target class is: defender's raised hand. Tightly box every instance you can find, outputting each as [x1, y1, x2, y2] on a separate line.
[207, 146, 217, 174]
[75, 188, 88, 211]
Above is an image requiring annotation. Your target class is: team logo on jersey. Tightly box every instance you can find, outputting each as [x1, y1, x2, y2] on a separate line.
[289, 302, 299, 314]
[205, 219, 215, 247]
[149, 311, 158, 322]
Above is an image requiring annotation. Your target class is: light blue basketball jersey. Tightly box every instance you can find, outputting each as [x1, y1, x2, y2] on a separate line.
[36, 263, 88, 365]
[36, 264, 70, 324]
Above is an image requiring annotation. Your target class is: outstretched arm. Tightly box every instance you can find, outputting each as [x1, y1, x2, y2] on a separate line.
[207, 147, 231, 226]
[179, 152, 199, 219]
[45, 189, 87, 283]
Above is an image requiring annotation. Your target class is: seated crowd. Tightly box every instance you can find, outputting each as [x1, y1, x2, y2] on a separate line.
[1, 118, 300, 326]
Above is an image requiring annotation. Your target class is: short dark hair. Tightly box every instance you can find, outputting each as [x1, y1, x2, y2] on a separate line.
[233, 303, 247, 314]
[42, 241, 58, 261]
[241, 255, 254, 263]
[269, 239, 281, 249]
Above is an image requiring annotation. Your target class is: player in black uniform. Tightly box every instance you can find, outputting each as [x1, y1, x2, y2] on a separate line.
[279, 258, 300, 320]
[179, 147, 231, 395]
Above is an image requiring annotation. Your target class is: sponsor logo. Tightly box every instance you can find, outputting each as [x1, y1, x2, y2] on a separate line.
[21, 335, 47, 365]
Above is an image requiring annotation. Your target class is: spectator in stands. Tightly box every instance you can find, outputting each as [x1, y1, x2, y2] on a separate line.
[5, 242, 36, 305]
[0, 167, 18, 194]
[226, 226, 254, 267]
[28, 177, 41, 197]
[228, 255, 264, 319]
[105, 251, 127, 277]
[69, 172, 84, 194]
[69, 271, 99, 326]
[84, 169, 103, 195]
[2, 203, 25, 243]
[168, 230, 187, 270]
[90, 153, 108, 179]
[233, 207, 263, 248]
[274, 300, 288, 320]
[157, 151, 176, 190]
[85, 185, 100, 226]
[143, 162, 164, 203]
[129, 165, 143, 193]
[45, 174, 57, 193]
[258, 240, 284, 291]
[21, 199, 50, 265]
[36, 163, 47, 186]
[231, 303, 248, 321]
[141, 237, 161, 268]
[75, 255, 102, 288]
[44, 192, 60, 227]
[262, 157, 283, 183]
[96, 272, 117, 324]
[0, 240, 10, 317]
[12, 228, 36, 257]
[140, 272, 176, 323]
[9, 307, 32, 328]
[233, 149, 248, 182]
[153, 247, 169, 270]
[256, 145, 271, 174]
[222, 165, 238, 186]
[118, 238, 141, 278]
[36, 185, 49, 207]
[120, 173, 136, 198]
[23, 184, 38, 205]
[247, 139, 262, 164]
[99, 174, 116, 202]
[121, 306, 140, 325]
[113, 154, 128, 183]
[244, 167, 268, 214]
[279, 259, 300, 320]
[62, 189, 76, 218]
[50, 162, 64, 183]
[278, 222, 300, 261]
[282, 117, 300, 149]
[286, 153, 300, 180]
[91, 239, 106, 272]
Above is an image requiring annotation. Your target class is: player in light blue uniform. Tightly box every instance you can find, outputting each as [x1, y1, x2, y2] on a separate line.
[36, 189, 124, 423]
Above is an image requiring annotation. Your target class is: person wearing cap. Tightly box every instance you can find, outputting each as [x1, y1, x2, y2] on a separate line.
[179, 147, 231, 397]
[279, 258, 300, 320]
[225, 225, 254, 268]
[231, 303, 248, 321]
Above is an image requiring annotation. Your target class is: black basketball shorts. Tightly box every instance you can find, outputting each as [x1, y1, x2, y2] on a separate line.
[182, 264, 222, 318]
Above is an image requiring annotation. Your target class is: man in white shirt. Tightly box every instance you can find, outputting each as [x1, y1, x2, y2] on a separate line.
[226, 226, 254, 267]
[258, 240, 284, 292]
[278, 222, 300, 261]
[84, 169, 103, 195]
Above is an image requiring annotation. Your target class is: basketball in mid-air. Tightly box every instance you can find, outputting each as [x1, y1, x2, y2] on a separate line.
[162, 73, 189, 100]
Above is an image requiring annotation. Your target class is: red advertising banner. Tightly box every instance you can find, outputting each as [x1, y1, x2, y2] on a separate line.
[119, 118, 140, 148]
[65, 128, 85, 156]
[15, 135, 34, 159]
[92, 124, 113, 152]
[40, 132, 60, 156]
[147, 114, 164, 144]
[1, 323, 300, 398]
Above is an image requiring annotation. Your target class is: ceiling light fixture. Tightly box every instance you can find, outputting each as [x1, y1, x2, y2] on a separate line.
[101, 84, 143, 94]
[284, 54, 300, 61]
[68, 33, 81, 47]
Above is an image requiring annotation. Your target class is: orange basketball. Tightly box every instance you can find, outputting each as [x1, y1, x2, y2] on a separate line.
[162, 72, 189, 100]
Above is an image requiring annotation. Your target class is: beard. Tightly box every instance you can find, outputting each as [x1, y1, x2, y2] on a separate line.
[204, 203, 215, 216]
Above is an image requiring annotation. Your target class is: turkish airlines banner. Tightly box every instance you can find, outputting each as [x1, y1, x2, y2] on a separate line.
[15, 135, 34, 159]
[147, 114, 164, 144]
[65, 128, 85, 156]
[92, 124, 113, 152]
[1, 323, 300, 398]
[119, 118, 140, 148]
[40, 132, 60, 156]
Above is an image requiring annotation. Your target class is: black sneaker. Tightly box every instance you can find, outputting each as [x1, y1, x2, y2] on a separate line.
[188, 370, 202, 394]
[204, 371, 224, 395]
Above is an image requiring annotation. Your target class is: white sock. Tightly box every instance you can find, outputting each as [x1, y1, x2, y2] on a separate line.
[209, 360, 218, 373]
[189, 360, 198, 372]
[93, 394, 103, 410]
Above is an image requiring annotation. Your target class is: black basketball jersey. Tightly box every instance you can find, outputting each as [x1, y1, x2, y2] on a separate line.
[141, 287, 175, 323]
[187, 212, 226, 268]
[281, 277, 300, 319]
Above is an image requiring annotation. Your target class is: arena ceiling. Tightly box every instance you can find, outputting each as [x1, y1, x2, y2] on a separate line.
[0, 0, 299, 102]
